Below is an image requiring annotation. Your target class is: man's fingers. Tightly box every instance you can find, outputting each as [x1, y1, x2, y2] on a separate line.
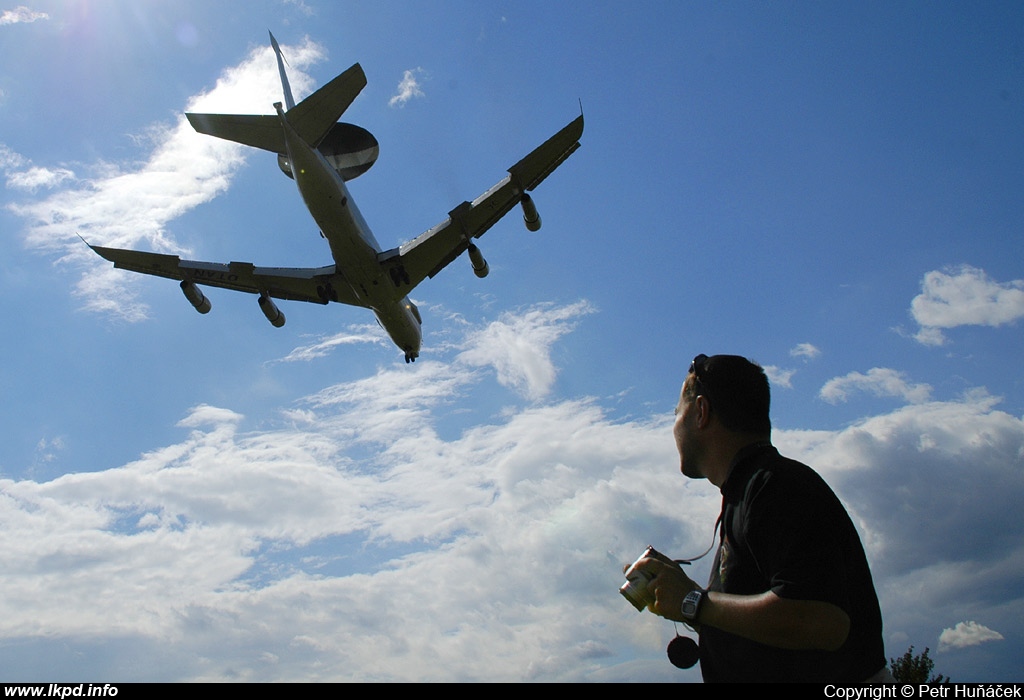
[636, 557, 667, 578]
[647, 548, 677, 566]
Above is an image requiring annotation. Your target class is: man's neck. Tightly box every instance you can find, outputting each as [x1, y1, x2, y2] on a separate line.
[706, 433, 772, 488]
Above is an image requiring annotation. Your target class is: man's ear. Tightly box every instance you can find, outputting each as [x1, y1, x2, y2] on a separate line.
[694, 395, 711, 429]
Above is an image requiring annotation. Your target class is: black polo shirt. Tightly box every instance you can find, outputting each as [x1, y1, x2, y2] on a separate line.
[698, 444, 885, 682]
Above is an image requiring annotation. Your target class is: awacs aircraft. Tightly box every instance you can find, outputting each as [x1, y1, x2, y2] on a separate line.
[89, 33, 583, 363]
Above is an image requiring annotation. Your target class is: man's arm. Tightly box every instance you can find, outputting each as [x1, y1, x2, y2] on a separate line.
[641, 557, 851, 651]
[698, 591, 850, 651]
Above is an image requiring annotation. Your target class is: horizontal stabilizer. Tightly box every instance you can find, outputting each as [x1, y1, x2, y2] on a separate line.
[186, 113, 285, 153]
[285, 62, 367, 146]
[186, 62, 367, 152]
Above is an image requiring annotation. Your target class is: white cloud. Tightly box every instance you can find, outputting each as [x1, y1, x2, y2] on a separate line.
[0, 6, 48, 25]
[819, 367, 932, 405]
[6, 165, 75, 192]
[765, 344, 819, 389]
[389, 68, 426, 108]
[457, 300, 594, 400]
[0, 144, 27, 169]
[270, 326, 386, 363]
[790, 342, 821, 360]
[910, 266, 1024, 345]
[911, 326, 947, 347]
[7, 39, 326, 321]
[0, 144, 74, 191]
[938, 621, 1004, 652]
[177, 404, 244, 429]
[0, 303, 704, 681]
[1, 306, 1022, 680]
[764, 365, 795, 389]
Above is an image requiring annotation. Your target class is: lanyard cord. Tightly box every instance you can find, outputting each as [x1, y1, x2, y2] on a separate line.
[675, 441, 771, 566]
[675, 513, 722, 566]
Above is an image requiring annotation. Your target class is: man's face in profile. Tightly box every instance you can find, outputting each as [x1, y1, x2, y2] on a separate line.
[674, 376, 704, 480]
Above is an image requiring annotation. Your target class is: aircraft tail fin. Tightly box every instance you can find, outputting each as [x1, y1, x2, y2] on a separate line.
[269, 31, 296, 111]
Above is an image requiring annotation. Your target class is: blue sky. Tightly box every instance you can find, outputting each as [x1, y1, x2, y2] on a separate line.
[1, 0, 1023, 682]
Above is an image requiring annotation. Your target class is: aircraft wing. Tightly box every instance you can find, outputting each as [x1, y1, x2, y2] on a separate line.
[89, 244, 362, 306]
[384, 114, 583, 290]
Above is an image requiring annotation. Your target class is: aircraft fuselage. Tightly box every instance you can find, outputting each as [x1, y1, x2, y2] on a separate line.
[275, 102, 422, 361]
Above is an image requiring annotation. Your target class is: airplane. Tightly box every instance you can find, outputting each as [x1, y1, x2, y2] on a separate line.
[88, 33, 583, 363]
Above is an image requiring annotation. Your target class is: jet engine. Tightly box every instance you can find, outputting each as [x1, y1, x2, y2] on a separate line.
[520, 193, 541, 231]
[277, 122, 380, 181]
[467, 243, 489, 278]
[180, 280, 211, 314]
[258, 292, 286, 328]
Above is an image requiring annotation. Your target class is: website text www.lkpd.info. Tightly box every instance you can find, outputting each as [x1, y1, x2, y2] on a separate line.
[4, 686, 117, 698]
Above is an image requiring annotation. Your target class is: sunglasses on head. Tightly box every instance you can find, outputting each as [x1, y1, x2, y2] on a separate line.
[689, 354, 709, 382]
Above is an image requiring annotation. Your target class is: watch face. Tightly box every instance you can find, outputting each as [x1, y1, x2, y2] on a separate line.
[682, 591, 701, 620]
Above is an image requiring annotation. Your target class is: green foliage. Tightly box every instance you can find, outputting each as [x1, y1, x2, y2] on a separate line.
[890, 646, 950, 683]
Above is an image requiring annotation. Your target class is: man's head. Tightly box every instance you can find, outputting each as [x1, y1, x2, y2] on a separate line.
[674, 354, 771, 482]
[684, 354, 771, 435]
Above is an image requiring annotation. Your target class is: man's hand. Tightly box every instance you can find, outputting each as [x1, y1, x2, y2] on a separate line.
[633, 553, 701, 623]
[624, 550, 850, 650]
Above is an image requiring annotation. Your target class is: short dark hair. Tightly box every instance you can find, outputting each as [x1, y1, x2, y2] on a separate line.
[687, 354, 771, 435]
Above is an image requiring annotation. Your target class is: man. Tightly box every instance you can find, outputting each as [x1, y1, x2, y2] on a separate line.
[636, 354, 889, 682]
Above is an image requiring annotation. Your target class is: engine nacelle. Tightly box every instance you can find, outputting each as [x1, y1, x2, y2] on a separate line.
[180, 280, 211, 314]
[467, 243, 489, 278]
[258, 292, 286, 328]
[521, 193, 541, 232]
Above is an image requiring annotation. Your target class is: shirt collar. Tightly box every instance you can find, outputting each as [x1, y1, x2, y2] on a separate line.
[719, 440, 775, 495]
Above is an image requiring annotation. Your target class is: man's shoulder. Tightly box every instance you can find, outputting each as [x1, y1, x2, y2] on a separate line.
[731, 446, 816, 486]
[753, 449, 833, 491]
[735, 448, 845, 515]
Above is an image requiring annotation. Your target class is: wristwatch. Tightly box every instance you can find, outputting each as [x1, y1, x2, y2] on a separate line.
[681, 589, 706, 623]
